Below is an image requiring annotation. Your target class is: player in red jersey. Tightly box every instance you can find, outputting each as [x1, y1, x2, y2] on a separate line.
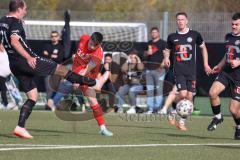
[72, 32, 113, 136]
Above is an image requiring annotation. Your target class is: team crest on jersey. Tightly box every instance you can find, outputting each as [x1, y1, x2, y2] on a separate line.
[187, 37, 193, 43]
[235, 40, 240, 46]
[77, 49, 91, 60]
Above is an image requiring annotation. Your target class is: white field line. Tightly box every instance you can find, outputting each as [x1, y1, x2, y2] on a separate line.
[0, 143, 240, 151]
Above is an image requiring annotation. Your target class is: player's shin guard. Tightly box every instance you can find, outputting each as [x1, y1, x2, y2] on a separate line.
[64, 71, 96, 86]
[172, 102, 177, 110]
[211, 104, 221, 117]
[18, 99, 36, 128]
[233, 116, 240, 126]
[91, 104, 105, 126]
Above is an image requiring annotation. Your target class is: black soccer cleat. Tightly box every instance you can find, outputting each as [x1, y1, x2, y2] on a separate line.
[207, 116, 224, 131]
[65, 71, 96, 87]
[234, 128, 240, 140]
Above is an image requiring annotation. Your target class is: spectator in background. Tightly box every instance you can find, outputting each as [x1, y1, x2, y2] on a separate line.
[100, 53, 118, 112]
[144, 27, 167, 114]
[43, 31, 64, 110]
[116, 50, 144, 114]
[0, 45, 11, 109]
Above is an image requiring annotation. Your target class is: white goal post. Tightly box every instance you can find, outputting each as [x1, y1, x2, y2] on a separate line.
[24, 20, 148, 42]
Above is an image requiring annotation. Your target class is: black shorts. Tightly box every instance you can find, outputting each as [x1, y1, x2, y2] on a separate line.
[10, 56, 57, 93]
[215, 72, 240, 102]
[175, 74, 196, 92]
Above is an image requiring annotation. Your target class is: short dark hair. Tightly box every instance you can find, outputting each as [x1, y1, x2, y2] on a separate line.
[176, 12, 188, 18]
[51, 31, 59, 35]
[91, 32, 103, 45]
[9, 0, 25, 12]
[232, 12, 240, 21]
[150, 27, 159, 32]
[105, 53, 112, 58]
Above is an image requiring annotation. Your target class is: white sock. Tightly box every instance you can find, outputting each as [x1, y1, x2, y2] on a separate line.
[237, 125, 240, 130]
[161, 106, 167, 112]
[179, 117, 187, 125]
[100, 125, 106, 130]
[214, 113, 222, 119]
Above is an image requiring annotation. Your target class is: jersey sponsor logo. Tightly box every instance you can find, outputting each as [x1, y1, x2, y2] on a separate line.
[235, 40, 240, 46]
[174, 39, 179, 42]
[234, 86, 240, 95]
[77, 49, 91, 60]
[53, 49, 59, 54]
[175, 44, 193, 62]
[187, 37, 193, 43]
[226, 45, 240, 62]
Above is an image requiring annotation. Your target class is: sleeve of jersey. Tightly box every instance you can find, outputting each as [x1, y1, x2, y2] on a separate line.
[196, 32, 204, 47]
[9, 21, 23, 38]
[166, 35, 172, 50]
[91, 54, 102, 69]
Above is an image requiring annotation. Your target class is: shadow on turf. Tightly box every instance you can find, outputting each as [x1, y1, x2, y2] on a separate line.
[0, 133, 16, 138]
[28, 128, 97, 136]
[108, 124, 176, 130]
[147, 132, 232, 140]
[28, 129, 72, 134]
[208, 145, 240, 150]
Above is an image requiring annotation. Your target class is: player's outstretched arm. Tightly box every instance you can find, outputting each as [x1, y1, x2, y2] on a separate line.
[200, 43, 212, 75]
[163, 49, 171, 68]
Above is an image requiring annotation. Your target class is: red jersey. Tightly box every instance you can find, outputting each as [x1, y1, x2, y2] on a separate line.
[72, 35, 103, 79]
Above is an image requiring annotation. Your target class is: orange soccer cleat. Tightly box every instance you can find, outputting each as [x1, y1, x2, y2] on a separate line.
[13, 126, 33, 139]
[176, 122, 188, 131]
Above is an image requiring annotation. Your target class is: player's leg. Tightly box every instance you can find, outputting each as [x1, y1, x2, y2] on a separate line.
[83, 87, 113, 136]
[160, 85, 178, 114]
[32, 57, 96, 86]
[176, 78, 194, 131]
[229, 82, 240, 140]
[207, 74, 226, 131]
[93, 71, 110, 91]
[175, 75, 188, 100]
[0, 76, 8, 108]
[54, 64, 96, 86]
[13, 75, 38, 139]
[229, 99, 240, 140]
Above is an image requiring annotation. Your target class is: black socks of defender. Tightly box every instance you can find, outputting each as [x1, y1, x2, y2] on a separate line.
[211, 104, 221, 115]
[18, 99, 36, 128]
[233, 117, 240, 126]
[172, 102, 177, 110]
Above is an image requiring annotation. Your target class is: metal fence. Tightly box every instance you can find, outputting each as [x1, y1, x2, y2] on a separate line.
[0, 10, 234, 42]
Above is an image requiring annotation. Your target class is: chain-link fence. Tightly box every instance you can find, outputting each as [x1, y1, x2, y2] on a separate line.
[0, 10, 234, 42]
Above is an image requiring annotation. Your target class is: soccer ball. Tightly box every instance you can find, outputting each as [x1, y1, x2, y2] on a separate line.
[176, 99, 193, 117]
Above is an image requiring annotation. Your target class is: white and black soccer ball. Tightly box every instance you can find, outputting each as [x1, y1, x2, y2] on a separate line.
[176, 99, 193, 118]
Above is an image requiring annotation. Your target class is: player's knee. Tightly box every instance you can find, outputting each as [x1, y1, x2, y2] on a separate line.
[209, 89, 218, 99]
[230, 106, 239, 117]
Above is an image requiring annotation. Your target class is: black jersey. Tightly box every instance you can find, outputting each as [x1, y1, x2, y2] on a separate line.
[144, 39, 167, 70]
[43, 43, 64, 63]
[223, 33, 240, 81]
[0, 16, 37, 62]
[166, 29, 204, 76]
